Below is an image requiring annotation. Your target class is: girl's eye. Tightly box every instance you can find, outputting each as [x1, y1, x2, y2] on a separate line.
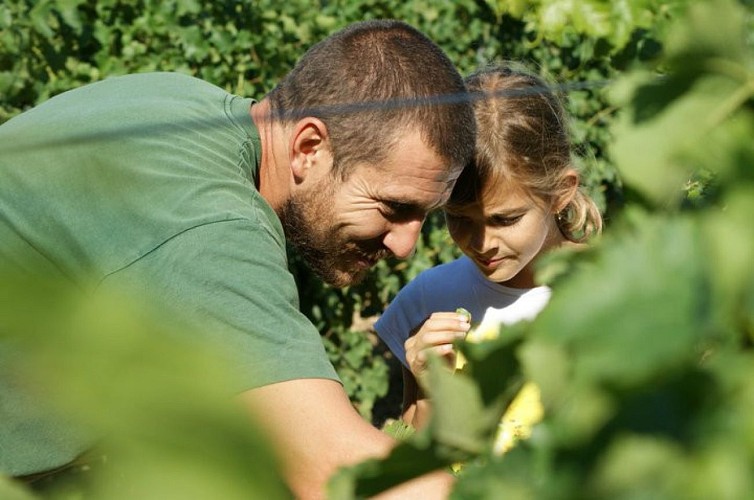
[490, 214, 523, 227]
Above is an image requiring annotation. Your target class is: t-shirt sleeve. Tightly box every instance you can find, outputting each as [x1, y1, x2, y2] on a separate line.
[373, 275, 431, 368]
[98, 218, 339, 392]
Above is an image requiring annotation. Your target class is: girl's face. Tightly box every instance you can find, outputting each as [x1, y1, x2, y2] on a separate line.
[445, 181, 563, 288]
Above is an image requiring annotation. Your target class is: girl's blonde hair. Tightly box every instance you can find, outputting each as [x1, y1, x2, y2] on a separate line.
[448, 63, 602, 242]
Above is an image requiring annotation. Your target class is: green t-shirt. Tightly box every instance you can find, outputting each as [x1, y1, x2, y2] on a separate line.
[0, 72, 338, 475]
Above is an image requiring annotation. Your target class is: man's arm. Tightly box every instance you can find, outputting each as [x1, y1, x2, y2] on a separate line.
[241, 378, 453, 499]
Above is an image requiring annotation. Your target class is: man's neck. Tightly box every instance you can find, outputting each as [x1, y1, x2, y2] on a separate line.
[251, 98, 290, 214]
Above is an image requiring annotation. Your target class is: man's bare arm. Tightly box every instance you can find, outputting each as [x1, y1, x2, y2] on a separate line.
[241, 378, 452, 499]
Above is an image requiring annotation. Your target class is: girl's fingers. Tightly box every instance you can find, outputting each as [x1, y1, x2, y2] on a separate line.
[416, 316, 469, 339]
[405, 310, 471, 377]
[413, 327, 468, 347]
[416, 343, 453, 361]
[403, 332, 466, 356]
[408, 343, 457, 377]
[425, 312, 471, 330]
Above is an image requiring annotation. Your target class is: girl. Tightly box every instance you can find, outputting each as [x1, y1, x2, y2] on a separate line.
[374, 63, 603, 437]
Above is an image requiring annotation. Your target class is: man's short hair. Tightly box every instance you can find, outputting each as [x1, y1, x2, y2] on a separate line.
[267, 19, 475, 178]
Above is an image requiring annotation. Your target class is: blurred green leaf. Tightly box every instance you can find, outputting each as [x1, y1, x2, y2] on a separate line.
[589, 435, 688, 497]
[665, 0, 749, 69]
[7, 0, 754, 496]
[610, 0, 754, 205]
[0, 270, 291, 499]
[0, 476, 34, 500]
[29, 0, 56, 39]
[426, 358, 491, 456]
[702, 188, 754, 339]
[329, 353, 511, 498]
[612, 74, 741, 204]
[531, 214, 712, 395]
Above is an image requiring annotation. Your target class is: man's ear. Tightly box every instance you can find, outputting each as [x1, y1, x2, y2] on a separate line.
[554, 169, 580, 213]
[288, 117, 333, 184]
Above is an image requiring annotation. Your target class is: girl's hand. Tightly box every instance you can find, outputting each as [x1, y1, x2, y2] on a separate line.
[404, 311, 471, 381]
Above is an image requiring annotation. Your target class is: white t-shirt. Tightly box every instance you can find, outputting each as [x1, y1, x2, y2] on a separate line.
[374, 256, 551, 367]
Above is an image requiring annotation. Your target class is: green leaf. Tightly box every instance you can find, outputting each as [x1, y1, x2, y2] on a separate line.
[381, 419, 416, 441]
[0, 271, 291, 499]
[327, 426, 447, 500]
[456, 324, 527, 410]
[0, 476, 34, 500]
[29, 0, 55, 39]
[702, 188, 754, 338]
[450, 448, 543, 499]
[426, 358, 490, 456]
[665, 0, 749, 68]
[329, 353, 510, 498]
[529, 214, 713, 399]
[589, 435, 688, 496]
[611, 74, 742, 204]
[610, 0, 754, 205]
[55, 0, 85, 33]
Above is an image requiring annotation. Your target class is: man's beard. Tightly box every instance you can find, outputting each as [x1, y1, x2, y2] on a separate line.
[279, 177, 387, 287]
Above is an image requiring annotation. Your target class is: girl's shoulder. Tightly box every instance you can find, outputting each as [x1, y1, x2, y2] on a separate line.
[405, 256, 483, 293]
[415, 255, 477, 280]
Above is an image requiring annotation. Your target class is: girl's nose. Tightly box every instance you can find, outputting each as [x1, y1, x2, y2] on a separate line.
[468, 225, 488, 253]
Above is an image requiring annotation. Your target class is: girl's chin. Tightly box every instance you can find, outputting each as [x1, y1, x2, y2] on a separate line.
[476, 262, 518, 283]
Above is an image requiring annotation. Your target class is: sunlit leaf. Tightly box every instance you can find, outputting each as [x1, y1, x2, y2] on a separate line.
[611, 74, 741, 204]
[664, 0, 749, 68]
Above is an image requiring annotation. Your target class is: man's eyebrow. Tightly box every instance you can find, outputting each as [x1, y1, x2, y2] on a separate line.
[384, 198, 445, 218]
[385, 199, 423, 212]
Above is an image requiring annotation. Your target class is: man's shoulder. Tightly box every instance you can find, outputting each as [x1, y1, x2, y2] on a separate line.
[101, 71, 220, 90]
[51, 72, 230, 113]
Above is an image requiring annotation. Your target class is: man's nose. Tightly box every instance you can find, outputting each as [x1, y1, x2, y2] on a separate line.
[383, 219, 423, 259]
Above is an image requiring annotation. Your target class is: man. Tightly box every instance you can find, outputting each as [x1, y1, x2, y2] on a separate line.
[0, 20, 475, 497]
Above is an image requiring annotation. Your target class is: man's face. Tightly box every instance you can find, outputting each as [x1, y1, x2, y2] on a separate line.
[281, 130, 456, 287]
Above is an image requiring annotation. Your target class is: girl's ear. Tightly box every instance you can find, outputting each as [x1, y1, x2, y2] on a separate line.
[288, 117, 333, 184]
[554, 169, 580, 213]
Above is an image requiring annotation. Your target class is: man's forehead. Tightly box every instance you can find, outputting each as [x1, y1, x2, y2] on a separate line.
[381, 176, 455, 212]
[365, 128, 459, 209]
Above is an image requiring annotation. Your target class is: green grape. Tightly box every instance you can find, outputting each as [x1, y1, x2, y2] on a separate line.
[455, 307, 471, 323]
